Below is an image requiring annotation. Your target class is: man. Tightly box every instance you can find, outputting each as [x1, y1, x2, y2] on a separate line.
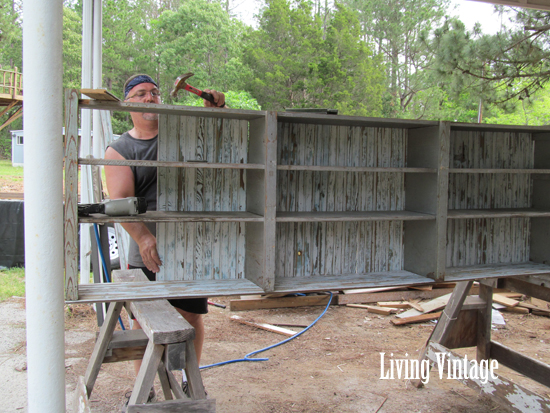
[104, 74, 225, 393]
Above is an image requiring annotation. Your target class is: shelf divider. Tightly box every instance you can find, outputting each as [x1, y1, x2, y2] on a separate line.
[64, 89, 80, 301]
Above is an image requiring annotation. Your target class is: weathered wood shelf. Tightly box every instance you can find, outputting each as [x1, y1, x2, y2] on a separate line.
[80, 158, 265, 170]
[277, 165, 436, 173]
[79, 211, 265, 224]
[63, 91, 550, 301]
[447, 209, 550, 219]
[79, 99, 266, 121]
[449, 168, 550, 174]
[276, 210, 435, 222]
[274, 270, 431, 293]
[70, 278, 265, 303]
[445, 262, 550, 282]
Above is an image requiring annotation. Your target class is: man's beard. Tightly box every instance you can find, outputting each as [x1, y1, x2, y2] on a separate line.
[142, 113, 159, 121]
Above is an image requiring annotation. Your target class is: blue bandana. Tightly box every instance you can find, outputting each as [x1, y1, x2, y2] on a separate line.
[124, 75, 158, 98]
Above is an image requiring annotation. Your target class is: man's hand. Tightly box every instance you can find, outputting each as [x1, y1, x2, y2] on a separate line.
[137, 232, 163, 273]
[203, 89, 226, 108]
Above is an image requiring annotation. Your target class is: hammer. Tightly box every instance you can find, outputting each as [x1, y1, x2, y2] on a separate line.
[170, 72, 224, 107]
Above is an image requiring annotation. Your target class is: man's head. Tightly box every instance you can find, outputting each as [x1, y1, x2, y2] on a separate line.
[124, 74, 161, 123]
[123, 74, 159, 100]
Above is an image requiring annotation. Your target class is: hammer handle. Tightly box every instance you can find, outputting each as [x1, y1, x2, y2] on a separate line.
[185, 84, 224, 107]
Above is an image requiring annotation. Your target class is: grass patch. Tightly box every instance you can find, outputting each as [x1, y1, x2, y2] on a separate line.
[0, 159, 23, 177]
[0, 267, 25, 301]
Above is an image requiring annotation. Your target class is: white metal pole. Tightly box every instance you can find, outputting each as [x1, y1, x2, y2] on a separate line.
[23, 0, 66, 412]
[92, 0, 103, 159]
[80, 0, 93, 283]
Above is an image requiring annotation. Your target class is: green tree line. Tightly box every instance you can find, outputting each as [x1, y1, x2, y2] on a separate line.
[2, 0, 550, 156]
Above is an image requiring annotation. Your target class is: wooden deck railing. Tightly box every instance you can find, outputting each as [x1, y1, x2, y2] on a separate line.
[0, 67, 23, 98]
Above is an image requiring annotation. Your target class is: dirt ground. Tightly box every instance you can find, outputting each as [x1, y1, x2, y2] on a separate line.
[46, 294, 549, 413]
[2, 179, 550, 412]
[0, 176, 23, 194]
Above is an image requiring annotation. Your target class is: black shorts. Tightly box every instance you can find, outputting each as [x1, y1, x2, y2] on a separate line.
[128, 265, 208, 315]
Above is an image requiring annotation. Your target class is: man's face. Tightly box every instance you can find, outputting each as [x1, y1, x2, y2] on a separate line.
[125, 82, 161, 121]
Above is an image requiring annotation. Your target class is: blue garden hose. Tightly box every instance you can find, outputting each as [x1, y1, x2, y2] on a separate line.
[199, 291, 333, 370]
[93, 224, 126, 330]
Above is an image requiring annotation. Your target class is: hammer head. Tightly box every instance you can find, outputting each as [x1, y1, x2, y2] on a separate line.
[170, 72, 194, 97]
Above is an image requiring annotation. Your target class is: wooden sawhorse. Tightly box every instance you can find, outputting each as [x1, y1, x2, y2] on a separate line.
[75, 269, 215, 412]
[413, 279, 550, 412]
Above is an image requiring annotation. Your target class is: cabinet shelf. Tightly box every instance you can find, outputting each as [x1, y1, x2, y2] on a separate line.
[79, 158, 265, 170]
[69, 278, 265, 304]
[447, 209, 550, 219]
[79, 99, 266, 121]
[277, 165, 436, 173]
[79, 211, 264, 224]
[445, 262, 550, 282]
[449, 168, 550, 174]
[276, 210, 435, 222]
[274, 270, 431, 293]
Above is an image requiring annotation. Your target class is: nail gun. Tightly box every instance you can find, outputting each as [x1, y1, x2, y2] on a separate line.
[78, 197, 147, 217]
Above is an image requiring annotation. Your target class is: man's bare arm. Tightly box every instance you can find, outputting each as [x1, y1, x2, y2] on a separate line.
[104, 147, 162, 273]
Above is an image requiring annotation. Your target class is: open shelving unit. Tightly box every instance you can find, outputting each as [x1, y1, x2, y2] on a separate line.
[63, 89, 550, 303]
[444, 123, 550, 282]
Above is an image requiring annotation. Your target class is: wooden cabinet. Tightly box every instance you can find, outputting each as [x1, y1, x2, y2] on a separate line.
[63, 90, 550, 303]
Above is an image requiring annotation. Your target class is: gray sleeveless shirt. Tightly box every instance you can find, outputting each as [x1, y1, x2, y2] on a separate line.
[107, 132, 157, 267]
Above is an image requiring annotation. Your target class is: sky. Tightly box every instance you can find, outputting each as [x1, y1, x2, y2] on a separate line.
[230, 0, 512, 34]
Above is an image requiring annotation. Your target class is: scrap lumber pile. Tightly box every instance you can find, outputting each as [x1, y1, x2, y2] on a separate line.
[341, 284, 550, 325]
[228, 283, 550, 325]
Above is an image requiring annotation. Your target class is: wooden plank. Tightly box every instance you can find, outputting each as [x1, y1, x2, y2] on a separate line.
[339, 287, 453, 305]
[129, 341, 165, 405]
[396, 293, 452, 318]
[518, 302, 550, 313]
[391, 312, 442, 325]
[107, 329, 149, 349]
[377, 301, 413, 309]
[230, 294, 334, 311]
[426, 342, 550, 413]
[84, 301, 124, 396]
[166, 369, 186, 399]
[263, 111, 278, 291]
[102, 346, 146, 364]
[448, 208, 550, 219]
[491, 340, 550, 389]
[449, 168, 550, 174]
[276, 165, 435, 173]
[80, 98, 265, 120]
[492, 293, 520, 307]
[183, 341, 207, 400]
[407, 302, 425, 312]
[501, 306, 530, 314]
[346, 304, 398, 315]
[74, 376, 91, 413]
[477, 284, 493, 362]
[274, 271, 432, 294]
[342, 286, 405, 294]
[502, 277, 550, 303]
[445, 262, 550, 282]
[64, 89, 79, 301]
[79, 211, 264, 224]
[80, 88, 121, 101]
[112, 270, 196, 344]
[156, 361, 173, 401]
[230, 315, 297, 336]
[275, 210, 435, 222]
[127, 399, 216, 413]
[73, 277, 265, 303]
